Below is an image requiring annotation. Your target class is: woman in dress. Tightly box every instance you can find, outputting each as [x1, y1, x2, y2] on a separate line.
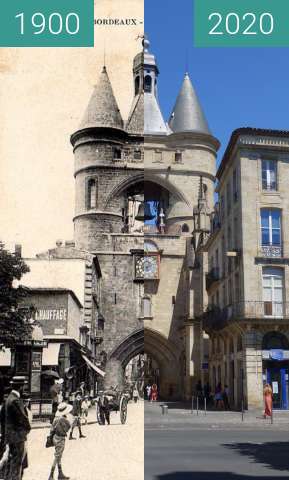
[263, 383, 273, 418]
[151, 384, 158, 402]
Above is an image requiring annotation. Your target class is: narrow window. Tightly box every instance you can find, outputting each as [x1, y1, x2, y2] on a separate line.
[261, 209, 281, 246]
[262, 267, 284, 317]
[134, 149, 142, 160]
[113, 148, 122, 160]
[87, 178, 97, 210]
[141, 296, 152, 318]
[262, 159, 277, 191]
[135, 76, 140, 95]
[144, 75, 152, 93]
[175, 151, 182, 163]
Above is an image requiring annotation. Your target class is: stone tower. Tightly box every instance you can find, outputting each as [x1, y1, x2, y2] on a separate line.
[143, 37, 220, 399]
[71, 56, 145, 387]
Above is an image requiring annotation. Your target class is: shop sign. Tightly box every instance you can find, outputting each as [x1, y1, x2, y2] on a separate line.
[269, 349, 284, 361]
[35, 308, 67, 321]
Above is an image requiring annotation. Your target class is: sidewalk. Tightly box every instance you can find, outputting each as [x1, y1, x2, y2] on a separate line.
[145, 401, 289, 430]
[25, 401, 144, 480]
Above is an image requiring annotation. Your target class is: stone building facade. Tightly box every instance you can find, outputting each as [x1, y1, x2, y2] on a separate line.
[202, 128, 289, 410]
[69, 36, 220, 397]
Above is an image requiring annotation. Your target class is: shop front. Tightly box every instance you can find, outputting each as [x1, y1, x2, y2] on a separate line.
[262, 332, 289, 410]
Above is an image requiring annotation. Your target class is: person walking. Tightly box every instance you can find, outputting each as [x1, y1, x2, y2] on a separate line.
[151, 384, 158, 402]
[3, 376, 31, 480]
[81, 396, 90, 425]
[263, 383, 273, 418]
[48, 402, 72, 480]
[98, 395, 110, 425]
[223, 385, 230, 410]
[133, 386, 139, 403]
[146, 384, 151, 401]
[69, 392, 86, 440]
[214, 382, 224, 410]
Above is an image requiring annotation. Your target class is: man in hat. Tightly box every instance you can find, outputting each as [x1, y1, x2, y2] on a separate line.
[4, 376, 31, 480]
[69, 392, 85, 440]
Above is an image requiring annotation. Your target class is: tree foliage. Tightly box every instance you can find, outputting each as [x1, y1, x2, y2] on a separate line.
[0, 242, 33, 347]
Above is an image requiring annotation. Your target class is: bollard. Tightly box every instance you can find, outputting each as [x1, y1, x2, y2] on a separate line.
[204, 397, 207, 416]
[196, 396, 199, 416]
[191, 396, 194, 414]
[160, 404, 168, 415]
[241, 400, 244, 422]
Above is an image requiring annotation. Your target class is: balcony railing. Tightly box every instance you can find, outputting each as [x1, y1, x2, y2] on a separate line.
[202, 301, 289, 331]
[260, 245, 282, 258]
[206, 267, 221, 290]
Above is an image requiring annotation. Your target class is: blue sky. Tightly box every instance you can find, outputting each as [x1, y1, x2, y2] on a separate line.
[145, 0, 289, 163]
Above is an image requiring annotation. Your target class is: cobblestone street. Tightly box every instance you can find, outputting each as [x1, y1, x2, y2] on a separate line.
[24, 401, 144, 480]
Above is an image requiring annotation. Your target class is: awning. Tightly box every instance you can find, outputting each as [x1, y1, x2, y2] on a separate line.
[42, 343, 61, 366]
[0, 349, 11, 367]
[82, 355, 105, 377]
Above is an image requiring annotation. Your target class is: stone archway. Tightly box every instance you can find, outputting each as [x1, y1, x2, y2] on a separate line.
[104, 329, 144, 388]
[144, 328, 181, 400]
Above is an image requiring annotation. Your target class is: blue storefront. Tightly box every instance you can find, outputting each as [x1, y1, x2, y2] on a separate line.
[262, 332, 289, 410]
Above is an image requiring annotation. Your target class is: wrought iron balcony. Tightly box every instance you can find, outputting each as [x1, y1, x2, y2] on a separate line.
[202, 301, 289, 331]
[206, 267, 221, 290]
[260, 245, 282, 258]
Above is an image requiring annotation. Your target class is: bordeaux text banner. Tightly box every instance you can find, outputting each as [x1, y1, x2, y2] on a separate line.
[0, 0, 94, 47]
[194, 0, 289, 47]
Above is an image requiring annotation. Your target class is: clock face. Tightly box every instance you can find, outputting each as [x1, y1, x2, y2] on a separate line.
[144, 255, 158, 280]
[134, 254, 159, 280]
[135, 256, 144, 279]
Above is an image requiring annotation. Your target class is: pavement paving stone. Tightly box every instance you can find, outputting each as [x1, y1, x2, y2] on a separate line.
[24, 401, 144, 480]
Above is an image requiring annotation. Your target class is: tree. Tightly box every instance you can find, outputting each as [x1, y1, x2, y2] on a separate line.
[0, 242, 33, 347]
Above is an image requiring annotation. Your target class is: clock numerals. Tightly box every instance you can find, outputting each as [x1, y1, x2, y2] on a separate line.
[134, 254, 159, 280]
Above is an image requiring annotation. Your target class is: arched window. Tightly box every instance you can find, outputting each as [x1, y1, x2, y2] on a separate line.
[182, 224, 189, 233]
[113, 148, 122, 160]
[135, 76, 140, 95]
[87, 178, 97, 209]
[262, 332, 289, 350]
[141, 296, 152, 319]
[144, 75, 152, 93]
[144, 240, 158, 253]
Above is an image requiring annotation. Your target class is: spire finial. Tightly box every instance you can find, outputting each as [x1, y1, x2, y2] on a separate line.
[143, 34, 150, 53]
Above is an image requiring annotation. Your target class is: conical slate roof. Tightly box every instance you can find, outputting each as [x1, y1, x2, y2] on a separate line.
[169, 73, 210, 135]
[126, 92, 144, 135]
[145, 94, 169, 135]
[79, 66, 124, 130]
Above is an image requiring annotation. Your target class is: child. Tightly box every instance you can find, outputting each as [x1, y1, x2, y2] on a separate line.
[81, 395, 90, 424]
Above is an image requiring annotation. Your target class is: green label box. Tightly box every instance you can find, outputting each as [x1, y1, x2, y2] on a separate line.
[0, 0, 94, 47]
[194, 0, 289, 47]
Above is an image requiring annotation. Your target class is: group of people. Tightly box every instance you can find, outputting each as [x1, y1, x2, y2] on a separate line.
[194, 381, 230, 410]
[145, 384, 158, 402]
[0, 375, 91, 480]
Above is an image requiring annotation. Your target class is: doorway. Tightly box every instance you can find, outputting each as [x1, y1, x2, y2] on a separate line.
[266, 365, 289, 409]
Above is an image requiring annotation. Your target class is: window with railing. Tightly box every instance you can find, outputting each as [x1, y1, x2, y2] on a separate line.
[260, 208, 282, 257]
[262, 159, 277, 191]
[262, 267, 284, 317]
